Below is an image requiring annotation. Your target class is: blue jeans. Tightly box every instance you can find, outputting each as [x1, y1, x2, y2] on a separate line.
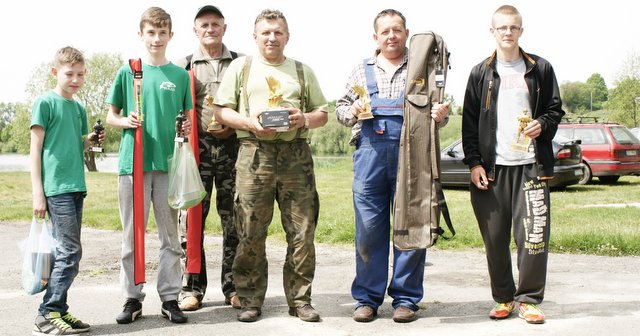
[351, 138, 426, 311]
[39, 192, 85, 315]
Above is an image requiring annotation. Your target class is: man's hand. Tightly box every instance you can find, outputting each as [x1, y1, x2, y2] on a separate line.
[471, 165, 489, 190]
[524, 119, 542, 139]
[287, 108, 307, 130]
[431, 101, 450, 123]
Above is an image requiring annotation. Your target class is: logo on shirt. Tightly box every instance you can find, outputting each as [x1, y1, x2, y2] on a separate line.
[159, 81, 176, 91]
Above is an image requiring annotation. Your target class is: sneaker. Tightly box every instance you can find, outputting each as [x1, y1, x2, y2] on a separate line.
[61, 313, 90, 333]
[179, 296, 202, 311]
[161, 300, 188, 323]
[288, 304, 320, 322]
[33, 312, 78, 336]
[489, 301, 515, 320]
[116, 298, 142, 324]
[519, 303, 545, 324]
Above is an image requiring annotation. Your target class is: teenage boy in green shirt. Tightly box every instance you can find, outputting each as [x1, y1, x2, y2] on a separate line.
[106, 6, 193, 325]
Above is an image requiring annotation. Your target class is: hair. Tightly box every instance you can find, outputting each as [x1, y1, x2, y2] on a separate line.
[54, 46, 85, 68]
[373, 9, 406, 32]
[254, 9, 288, 32]
[140, 7, 172, 32]
[493, 5, 522, 26]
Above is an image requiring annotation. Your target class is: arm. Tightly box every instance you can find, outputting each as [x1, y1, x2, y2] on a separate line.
[529, 62, 565, 141]
[461, 65, 484, 171]
[30, 126, 46, 218]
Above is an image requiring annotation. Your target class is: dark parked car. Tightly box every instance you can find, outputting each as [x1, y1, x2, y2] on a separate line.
[557, 120, 640, 184]
[440, 135, 585, 188]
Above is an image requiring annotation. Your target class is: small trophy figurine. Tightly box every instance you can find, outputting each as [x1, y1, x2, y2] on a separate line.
[90, 120, 104, 153]
[175, 110, 187, 143]
[352, 85, 374, 120]
[512, 108, 533, 152]
[204, 95, 223, 132]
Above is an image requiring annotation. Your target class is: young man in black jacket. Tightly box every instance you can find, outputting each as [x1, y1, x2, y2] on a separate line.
[461, 4, 565, 325]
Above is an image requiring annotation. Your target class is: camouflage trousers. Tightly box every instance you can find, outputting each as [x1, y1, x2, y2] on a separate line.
[233, 138, 319, 308]
[179, 133, 239, 300]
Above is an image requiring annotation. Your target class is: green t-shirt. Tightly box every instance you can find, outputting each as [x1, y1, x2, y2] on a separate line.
[107, 62, 193, 175]
[215, 56, 328, 141]
[30, 91, 88, 197]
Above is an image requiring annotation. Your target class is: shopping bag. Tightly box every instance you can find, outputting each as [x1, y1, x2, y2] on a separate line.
[167, 142, 206, 209]
[20, 217, 56, 295]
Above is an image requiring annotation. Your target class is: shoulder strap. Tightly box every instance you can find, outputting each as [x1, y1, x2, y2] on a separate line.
[185, 54, 193, 71]
[363, 60, 379, 95]
[295, 60, 305, 113]
[240, 56, 253, 114]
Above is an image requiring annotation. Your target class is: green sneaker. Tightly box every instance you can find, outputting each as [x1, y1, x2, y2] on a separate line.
[61, 313, 91, 333]
[32, 312, 78, 335]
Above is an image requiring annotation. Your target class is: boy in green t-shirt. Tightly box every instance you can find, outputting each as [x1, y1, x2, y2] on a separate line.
[30, 46, 104, 335]
[106, 6, 193, 325]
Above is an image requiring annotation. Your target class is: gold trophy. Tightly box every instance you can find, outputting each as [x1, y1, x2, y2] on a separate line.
[352, 85, 374, 120]
[512, 108, 533, 152]
[204, 95, 223, 132]
[261, 76, 289, 131]
[266, 76, 284, 108]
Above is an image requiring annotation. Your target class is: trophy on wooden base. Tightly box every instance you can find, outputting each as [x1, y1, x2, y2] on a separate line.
[352, 85, 374, 120]
[512, 109, 533, 152]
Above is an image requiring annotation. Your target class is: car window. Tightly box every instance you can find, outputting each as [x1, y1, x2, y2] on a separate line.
[555, 129, 573, 140]
[610, 127, 640, 144]
[574, 128, 607, 145]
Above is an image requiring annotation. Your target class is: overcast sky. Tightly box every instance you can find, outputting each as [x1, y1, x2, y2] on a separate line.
[1, 0, 638, 106]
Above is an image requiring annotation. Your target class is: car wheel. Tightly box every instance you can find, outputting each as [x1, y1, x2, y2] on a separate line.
[578, 163, 592, 185]
[598, 175, 620, 184]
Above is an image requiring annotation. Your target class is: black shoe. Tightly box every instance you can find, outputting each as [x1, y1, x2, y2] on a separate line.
[161, 300, 188, 323]
[116, 298, 142, 324]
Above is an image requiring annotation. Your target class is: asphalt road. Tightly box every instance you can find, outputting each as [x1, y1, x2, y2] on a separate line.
[2, 220, 640, 336]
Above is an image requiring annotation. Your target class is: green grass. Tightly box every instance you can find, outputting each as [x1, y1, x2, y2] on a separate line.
[3, 157, 640, 256]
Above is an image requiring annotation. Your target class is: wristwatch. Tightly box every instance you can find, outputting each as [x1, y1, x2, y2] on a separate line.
[303, 113, 309, 128]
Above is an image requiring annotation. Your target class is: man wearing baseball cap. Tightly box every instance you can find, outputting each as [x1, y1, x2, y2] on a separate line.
[175, 5, 242, 312]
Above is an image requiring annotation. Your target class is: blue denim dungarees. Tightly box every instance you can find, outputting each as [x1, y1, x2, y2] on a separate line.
[351, 61, 426, 311]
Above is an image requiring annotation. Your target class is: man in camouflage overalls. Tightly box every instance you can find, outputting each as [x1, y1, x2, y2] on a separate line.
[174, 5, 241, 311]
[213, 9, 328, 323]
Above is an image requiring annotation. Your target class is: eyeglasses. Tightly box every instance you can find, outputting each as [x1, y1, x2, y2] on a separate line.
[494, 25, 521, 34]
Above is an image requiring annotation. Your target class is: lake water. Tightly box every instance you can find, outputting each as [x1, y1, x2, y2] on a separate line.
[0, 154, 119, 173]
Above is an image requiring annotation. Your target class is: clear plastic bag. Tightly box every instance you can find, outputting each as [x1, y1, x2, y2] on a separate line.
[167, 142, 206, 209]
[20, 217, 57, 295]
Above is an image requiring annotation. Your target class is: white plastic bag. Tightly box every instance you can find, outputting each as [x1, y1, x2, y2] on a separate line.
[167, 142, 206, 209]
[20, 217, 57, 295]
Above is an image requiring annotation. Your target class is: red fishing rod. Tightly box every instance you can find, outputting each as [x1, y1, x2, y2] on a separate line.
[129, 58, 145, 285]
